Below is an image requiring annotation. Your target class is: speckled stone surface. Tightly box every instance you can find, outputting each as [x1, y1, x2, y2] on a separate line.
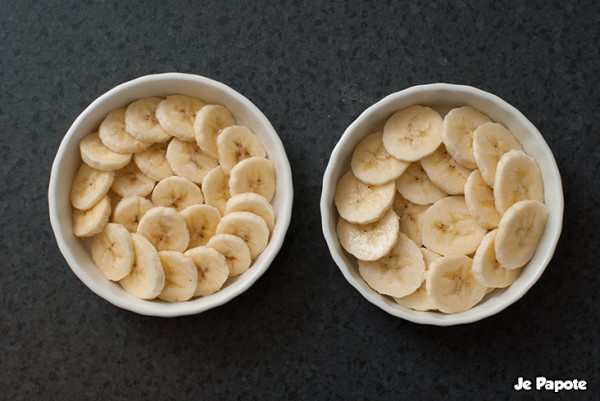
[1, 0, 599, 399]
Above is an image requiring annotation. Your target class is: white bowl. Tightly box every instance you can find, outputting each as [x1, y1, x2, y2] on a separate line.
[321, 83, 563, 326]
[49, 73, 293, 317]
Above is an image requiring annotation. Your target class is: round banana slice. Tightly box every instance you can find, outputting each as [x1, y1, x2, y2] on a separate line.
[473, 122, 523, 186]
[217, 125, 267, 173]
[180, 204, 221, 248]
[421, 196, 487, 256]
[420, 144, 472, 195]
[202, 166, 230, 215]
[111, 162, 156, 198]
[494, 150, 544, 214]
[166, 137, 218, 184]
[442, 106, 492, 169]
[207, 234, 252, 277]
[194, 104, 236, 159]
[79, 132, 132, 171]
[351, 131, 409, 185]
[495, 200, 547, 269]
[137, 206, 190, 252]
[229, 157, 276, 202]
[472, 230, 521, 288]
[358, 232, 426, 298]
[155, 95, 206, 142]
[336, 209, 399, 262]
[426, 255, 487, 313]
[125, 97, 171, 144]
[225, 193, 275, 231]
[157, 251, 198, 302]
[73, 195, 111, 238]
[382, 105, 443, 162]
[151, 176, 203, 211]
[216, 211, 269, 260]
[133, 142, 174, 181]
[184, 246, 230, 296]
[70, 163, 115, 210]
[392, 195, 429, 246]
[112, 196, 154, 232]
[394, 248, 441, 311]
[98, 108, 152, 154]
[91, 223, 134, 281]
[395, 162, 447, 206]
[464, 170, 501, 229]
[335, 170, 395, 224]
[119, 233, 165, 299]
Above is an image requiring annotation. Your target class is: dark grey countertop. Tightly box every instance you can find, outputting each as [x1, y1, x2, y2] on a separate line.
[2, 0, 599, 399]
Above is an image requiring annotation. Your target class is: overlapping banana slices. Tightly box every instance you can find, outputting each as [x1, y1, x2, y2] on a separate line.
[335, 105, 547, 314]
[70, 94, 277, 302]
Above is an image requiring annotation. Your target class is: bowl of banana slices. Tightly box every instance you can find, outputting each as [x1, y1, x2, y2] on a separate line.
[321, 83, 563, 326]
[49, 73, 293, 316]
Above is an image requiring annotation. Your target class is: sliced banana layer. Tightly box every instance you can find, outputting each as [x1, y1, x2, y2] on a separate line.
[216, 211, 269, 260]
[392, 195, 429, 246]
[156, 95, 205, 142]
[229, 157, 276, 202]
[207, 234, 252, 277]
[119, 233, 165, 299]
[166, 138, 218, 184]
[225, 193, 275, 231]
[421, 144, 472, 195]
[472, 230, 521, 288]
[137, 206, 190, 252]
[91, 223, 134, 281]
[112, 195, 154, 232]
[73, 195, 111, 238]
[395, 162, 447, 205]
[194, 104, 236, 159]
[157, 251, 198, 302]
[442, 106, 492, 169]
[125, 97, 171, 144]
[71, 163, 115, 210]
[351, 131, 409, 185]
[184, 246, 230, 296]
[107, 189, 121, 211]
[494, 150, 544, 214]
[382, 105, 443, 162]
[473, 122, 523, 186]
[111, 162, 156, 198]
[217, 125, 266, 173]
[80, 132, 132, 171]
[495, 200, 547, 269]
[335, 170, 395, 224]
[394, 248, 440, 311]
[464, 170, 501, 229]
[202, 166, 230, 215]
[181, 204, 221, 248]
[133, 142, 174, 181]
[151, 176, 203, 211]
[98, 108, 152, 154]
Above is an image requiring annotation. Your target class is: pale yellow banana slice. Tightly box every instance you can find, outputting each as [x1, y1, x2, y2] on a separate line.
[421, 196, 487, 256]
[202, 166, 230, 215]
[157, 251, 198, 302]
[136, 206, 190, 252]
[155, 95, 206, 142]
[207, 234, 252, 277]
[166, 137, 218, 184]
[395, 162, 447, 205]
[125, 97, 171, 144]
[442, 106, 492, 169]
[119, 233, 165, 299]
[336, 209, 399, 261]
[351, 131, 409, 185]
[151, 176, 203, 211]
[392, 195, 429, 246]
[472, 230, 521, 288]
[229, 157, 276, 202]
[495, 200, 547, 269]
[421, 144, 472, 195]
[180, 204, 221, 248]
[335, 170, 395, 224]
[217, 125, 267, 173]
[73, 195, 111, 238]
[421, 247, 442, 266]
[111, 162, 156, 198]
[184, 246, 230, 296]
[473, 122, 523, 186]
[194, 104, 236, 159]
[225, 193, 275, 231]
[79, 132, 132, 171]
[382, 105, 443, 162]
[216, 211, 269, 260]
[464, 170, 501, 229]
[133, 142, 174, 181]
[70, 163, 115, 210]
[91, 223, 134, 281]
[394, 247, 441, 311]
[494, 150, 544, 214]
[426, 255, 487, 313]
[112, 196, 154, 232]
[98, 108, 152, 154]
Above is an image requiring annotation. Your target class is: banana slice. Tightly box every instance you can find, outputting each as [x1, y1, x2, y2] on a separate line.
[70, 163, 115, 210]
[495, 200, 547, 269]
[421, 196, 487, 256]
[73, 195, 111, 238]
[151, 176, 203, 211]
[111, 162, 156, 198]
[351, 131, 409, 185]
[421, 144, 472, 195]
[207, 234, 252, 277]
[112, 196, 154, 232]
[225, 193, 275, 231]
[335, 170, 395, 224]
[166, 137, 218, 184]
[133, 142, 174, 181]
[392, 195, 429, 246]
[336, 209, 399, 261]
[194, 104, 236, 158]
[155, 95, 206, 142]
[125, 97, 171, 144]
[395, 162, 447, 205]
[394, 247, 441, 311]
[98, 108, 152, 154]
[184, 246, 230, 296]
[157, 251, 198, 302]
[494, 150, 544, 214]
[180, 204, 221, 247]
[137, 206, 190, 252]
[202, 166, 230, 215]
[217, 125, 267, 173]
[382, 105, 443, 162]
[472, 230, 521, 288]
[79, 132, 132, 171]
[216, 211, 269, 260]
[358, 232, 426, 298]
[426, 255, 487, 313]
[464, 170, 501, 229]
[229, 157, 276, 202]
[91, 223, 134, 281]
[473, 122, 523, 186]
[119, 233, 165, 299]
[442, 106, 492, 169]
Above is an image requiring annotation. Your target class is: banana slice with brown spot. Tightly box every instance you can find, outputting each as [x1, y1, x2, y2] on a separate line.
[70, 163, 115, 210]
[111, 162, 156, 198]
[125, 97, 171, 144]
[494, 150, 544, 214]
[151, 176, 203, 211]
[73, 195, 111, 238]
[194, 104, 236, 159]
[180, 204, 221, 248]
[395, 162, 447, 206]
[184, 246, 230, 296]
[155, 95, 206, 142]
[217, 125, 266, 173]
[112, 196, 154, 232]
[166, 138, 218, 184]
[229, 157, 276, 202]
[91, 223, 134, 281]
[136, 206, 190, 252]
[79, 132, 132, 171]
[442, 106, 492, 169]
[351, 131, 409, 185]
